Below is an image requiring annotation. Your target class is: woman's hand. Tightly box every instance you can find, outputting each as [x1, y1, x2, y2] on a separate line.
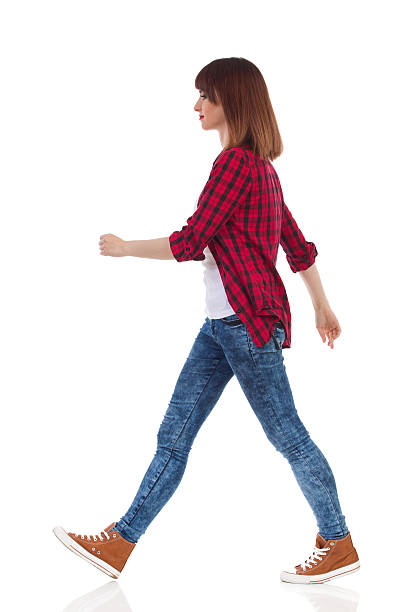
[315, 305, 341, 349]
[99, 234, 127, 257]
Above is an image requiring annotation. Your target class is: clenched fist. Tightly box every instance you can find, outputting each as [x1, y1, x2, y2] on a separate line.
[99, 234, 127, 257]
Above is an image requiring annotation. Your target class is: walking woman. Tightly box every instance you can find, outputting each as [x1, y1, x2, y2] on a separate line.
[53, 57, 360, 584]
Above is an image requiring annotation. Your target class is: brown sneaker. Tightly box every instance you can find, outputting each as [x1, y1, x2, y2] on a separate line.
[53, 521, 136, 579]
[280, 531, 360, 584]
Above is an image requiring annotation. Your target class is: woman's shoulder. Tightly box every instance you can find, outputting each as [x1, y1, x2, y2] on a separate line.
[213, 145, 252, 167]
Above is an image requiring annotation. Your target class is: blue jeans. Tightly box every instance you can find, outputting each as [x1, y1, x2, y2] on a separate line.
[115, 314, 349, 543]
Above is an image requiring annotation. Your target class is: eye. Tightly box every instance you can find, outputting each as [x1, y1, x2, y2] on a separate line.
[200, 94, 207, 99]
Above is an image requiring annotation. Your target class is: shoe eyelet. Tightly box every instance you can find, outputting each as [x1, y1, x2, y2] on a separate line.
[92, 547, 95, 551]
[97, 551, 101, 555]
[113, 534, 117, 538]
[330, 542, 335, 546]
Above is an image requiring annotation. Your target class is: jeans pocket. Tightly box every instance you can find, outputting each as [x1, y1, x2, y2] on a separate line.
[276, 325, 286, 348]
[220, 314, 243, 327]
[247, 324, 285, 355]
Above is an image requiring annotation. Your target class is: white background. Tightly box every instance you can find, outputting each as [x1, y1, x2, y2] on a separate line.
[1, 1, 406, 610]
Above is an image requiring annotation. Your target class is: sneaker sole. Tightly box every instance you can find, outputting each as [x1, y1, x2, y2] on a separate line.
[280, 560, 360, 584]
[53, 526, 120, 579]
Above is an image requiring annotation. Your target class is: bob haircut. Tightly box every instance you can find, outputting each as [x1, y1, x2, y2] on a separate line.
[195, 57, 283, 162]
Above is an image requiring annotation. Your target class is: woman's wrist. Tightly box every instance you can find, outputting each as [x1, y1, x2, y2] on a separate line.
[313, 297, 330, 312]
[122, 240, 138, 256]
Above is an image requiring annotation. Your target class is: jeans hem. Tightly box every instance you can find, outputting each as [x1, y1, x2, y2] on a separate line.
[115, 520, 140, 543]
[318, 527, 349, 540]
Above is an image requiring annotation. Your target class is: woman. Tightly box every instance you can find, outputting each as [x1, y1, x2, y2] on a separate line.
[53, 57, 360, 584]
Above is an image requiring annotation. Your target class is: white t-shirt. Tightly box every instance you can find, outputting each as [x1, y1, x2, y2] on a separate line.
[202, 245, 236, 318]
[192, 201, 236, 318]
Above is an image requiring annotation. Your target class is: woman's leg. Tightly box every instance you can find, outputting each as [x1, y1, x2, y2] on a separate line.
[115, 318, 234, 543]
[214, 316, 348, 540]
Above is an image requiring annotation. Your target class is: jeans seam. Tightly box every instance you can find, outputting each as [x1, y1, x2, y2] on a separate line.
[124, 357, 225, 528]
[241, 336, 288, 446]
[245, 326, 257, 368]
[294, 447, 345, 534]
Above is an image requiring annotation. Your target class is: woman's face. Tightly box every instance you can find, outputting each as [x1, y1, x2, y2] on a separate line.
[194, 89, 226, 133]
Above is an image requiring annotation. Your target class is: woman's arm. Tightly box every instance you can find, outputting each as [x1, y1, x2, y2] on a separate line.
[99, 234, 175, 260]
[298, 263, 328, 310]
[280, 200, 318, 272]
[278, 199, 340, 349]
[299, 263, 341, 349]
[99, 149, 250, 262]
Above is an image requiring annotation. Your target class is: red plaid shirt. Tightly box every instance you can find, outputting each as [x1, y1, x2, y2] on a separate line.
[169, 145, 318, 348]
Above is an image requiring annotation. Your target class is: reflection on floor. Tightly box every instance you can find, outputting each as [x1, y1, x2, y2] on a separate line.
[62, 578, 360, 612]
[63, 581, 133, 612]
[280, 581, 360, 611]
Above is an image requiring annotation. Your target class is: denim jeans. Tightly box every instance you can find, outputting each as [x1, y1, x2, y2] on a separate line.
[115, 314, 349, 543]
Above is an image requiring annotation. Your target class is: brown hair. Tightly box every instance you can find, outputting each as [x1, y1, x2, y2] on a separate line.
[195, 57, 283, 161]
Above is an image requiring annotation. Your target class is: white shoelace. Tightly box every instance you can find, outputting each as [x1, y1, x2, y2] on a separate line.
[74, 530, 111, 542]
[300, 545, 331, 571]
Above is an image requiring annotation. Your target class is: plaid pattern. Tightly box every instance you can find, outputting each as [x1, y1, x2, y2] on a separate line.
[169, 146, 318, 348]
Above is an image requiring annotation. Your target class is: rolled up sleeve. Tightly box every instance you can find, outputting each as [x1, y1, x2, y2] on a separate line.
[280, 200, 318, 272]
[169, 148, 251, 262]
